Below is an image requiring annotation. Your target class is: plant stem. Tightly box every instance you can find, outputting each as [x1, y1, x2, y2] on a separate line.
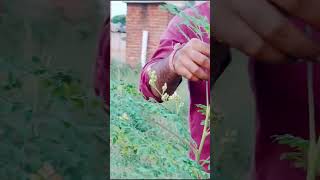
[149, 117, 197, 152]
[157, 2, 211, 168]
[307, 62, 317, 180]
[196, 81, 210, 163]
[200, 156, 210, 166]
[306, 26, 317, 180]
[196, 105, 210, 162]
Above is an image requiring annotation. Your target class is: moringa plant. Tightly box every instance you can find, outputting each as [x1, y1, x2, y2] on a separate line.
[0, 5, 108, 178]
[273, 26, 319, 180]
[148, 69, 210, 167]
[148, 1, 211, 171]
[0, 55, 108, 179]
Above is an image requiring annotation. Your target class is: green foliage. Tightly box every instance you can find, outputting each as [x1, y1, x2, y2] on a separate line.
[273, 135, 308, 169]
[110, 63, 209, 179]
[0, 56, 107, 180]
[111, 2, 211, 179]
[0, 1, 107, 179]
[273, 134, 320, 173]
[196, 104, 207, 116]
[273, 43, 319, 180]
[160, 2, 210, 38]
[111, 15, 126, 25]
[273, 134, 309, 151]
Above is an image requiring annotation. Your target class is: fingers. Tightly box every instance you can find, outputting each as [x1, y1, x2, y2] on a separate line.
[173, 39, 210, 81]
[189, 38, 210, 57]
[269, 0, 320, 31]
[174, 51, 209, 81]
[181, 56, 209, 80]
[178, 67, 200, 81]
[232, 0, 320, 61]
[189, 50, 210, 70]
[213, 2, 290, 63]
[234, 20, 290, 63]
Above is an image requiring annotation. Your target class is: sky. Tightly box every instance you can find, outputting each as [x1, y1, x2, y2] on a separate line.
[111, 1, 127, 18]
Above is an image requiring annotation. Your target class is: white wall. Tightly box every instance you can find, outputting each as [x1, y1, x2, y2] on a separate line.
[111, 32, 126, 63]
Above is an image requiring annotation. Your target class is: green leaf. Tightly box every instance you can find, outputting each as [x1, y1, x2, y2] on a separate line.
[24, 109, 33, 122]
[196, 104, 207, 115]
[3, 71, 23, 90]
[62, 121, 72, 128]
[11, 102, 24, 112]
[31, 56, 41, 63]
[273, 134, 309, 151]
[33, 68, 47, 75]
[70, 96, 85, 109]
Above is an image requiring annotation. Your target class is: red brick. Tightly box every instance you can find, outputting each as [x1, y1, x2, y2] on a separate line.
[125, 2, 174, 67]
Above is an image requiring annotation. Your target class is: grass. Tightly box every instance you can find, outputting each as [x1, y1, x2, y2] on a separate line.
[110, 61, 209, 179]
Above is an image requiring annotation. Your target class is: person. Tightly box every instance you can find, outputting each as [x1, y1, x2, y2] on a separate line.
[214, 0, 320, 179]
[139, 2, 211, 172]
[95, 17, 110, 113]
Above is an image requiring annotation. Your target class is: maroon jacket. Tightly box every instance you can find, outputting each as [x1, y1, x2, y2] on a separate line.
[139, 2, 211, 172]
[95, 18, 109, 110]
[215, 19, 320, 179]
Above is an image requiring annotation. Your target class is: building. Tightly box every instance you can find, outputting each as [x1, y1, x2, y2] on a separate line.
[124, 1, 189, 67]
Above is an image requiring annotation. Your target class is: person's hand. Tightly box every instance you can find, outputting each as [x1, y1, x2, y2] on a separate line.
[171, 38, 210, 81]
[213, 0, 320, 63]
[269, 0, 320, 30]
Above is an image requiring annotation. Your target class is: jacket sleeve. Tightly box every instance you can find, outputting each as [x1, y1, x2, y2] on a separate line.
[139, 15, 191, 102]
[140, 7, 231, 101]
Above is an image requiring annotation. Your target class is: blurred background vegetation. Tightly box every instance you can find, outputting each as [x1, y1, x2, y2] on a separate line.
[213, 49, 255, 180]
[0, 0, 108, 179]
[111, 15, 126, 25]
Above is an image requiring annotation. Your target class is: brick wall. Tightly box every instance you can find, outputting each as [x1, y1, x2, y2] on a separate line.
[126, 3, 174, 67]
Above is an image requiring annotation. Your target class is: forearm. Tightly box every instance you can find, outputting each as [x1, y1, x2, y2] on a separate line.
[148, 57, 182, 99]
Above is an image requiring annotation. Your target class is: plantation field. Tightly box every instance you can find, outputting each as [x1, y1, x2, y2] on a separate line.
[110, 61, 210, 179]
